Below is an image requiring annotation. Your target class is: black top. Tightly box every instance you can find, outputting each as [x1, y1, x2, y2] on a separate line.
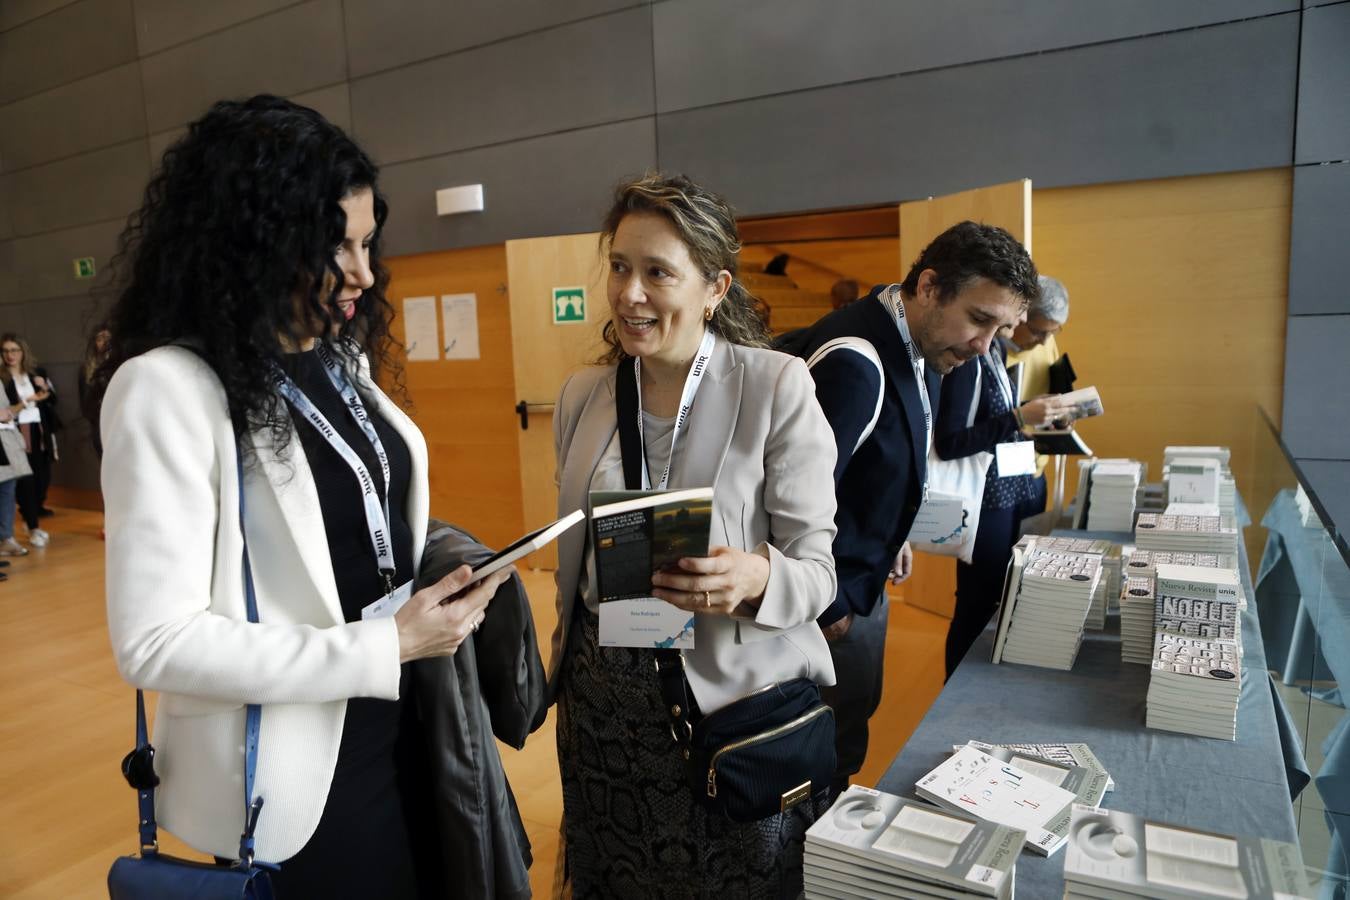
[274, 350, 422, 897]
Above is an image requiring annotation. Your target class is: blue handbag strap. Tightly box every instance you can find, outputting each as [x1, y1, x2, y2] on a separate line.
[133, 446, 264, 864]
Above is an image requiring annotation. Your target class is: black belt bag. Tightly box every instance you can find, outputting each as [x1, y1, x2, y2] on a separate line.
[656, 652, 836, 823]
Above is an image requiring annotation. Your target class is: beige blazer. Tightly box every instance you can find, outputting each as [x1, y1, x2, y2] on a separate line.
[102, 346, 428, 862]
[549, 337, 839, 713]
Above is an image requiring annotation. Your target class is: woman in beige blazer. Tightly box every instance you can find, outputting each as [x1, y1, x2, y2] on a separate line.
[550, 173, 840, 899]
[94, 96, 509, 897]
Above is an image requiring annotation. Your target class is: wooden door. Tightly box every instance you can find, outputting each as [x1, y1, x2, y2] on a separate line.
[897, 178, 1033, 619]
[504, 232, 609, 569]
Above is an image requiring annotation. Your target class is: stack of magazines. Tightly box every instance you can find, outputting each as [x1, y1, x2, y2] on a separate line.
[1164, 445, 1236, 520]
[962, 741, 1115, 795]
[1152, 563, 1242, 641]
[993, 547, 1102, 670]
[1085, 460, 1143, 532]
[1014, 535, 1117, 630]
[915, 744, 1077, 856]
[1118, 573, 1157, 665]
[803, 786, 1020, 899]
[1146, 632, 1242, 740]
[1064, 805, 1312, 899]
[1134, 512, 1239, 557]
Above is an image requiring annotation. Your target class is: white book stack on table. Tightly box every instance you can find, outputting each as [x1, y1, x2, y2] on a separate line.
[1134, 513, 1239, 557]
[1152, 563, 1242, 642]
[803, 786, 1021, 899]
[999, 548, 1102, 670]
[1119, 574, 1157, 665]
[1013, 536, 1116, 629]
[1125, 549, 1245, 611]
[1086, 461, 1143, 532]
[1164, 445, 1238, 522]
[915, 745, 1078, 856]
[1063, 805, 1313, 899]
[1146, 632, 1242, 740]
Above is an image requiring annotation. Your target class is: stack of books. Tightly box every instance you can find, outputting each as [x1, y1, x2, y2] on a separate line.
[1119, 573, 1157, 665]
[963, 741, 1114, 794]
[960, 741, 1110, 813]
[993, 547, 1102, 670]
[1086, 460, 1144, 532]
[804, 786, 1019, 899]
[1146, 633, 1242, 740]
[1134, 512, 1239, 557]
[1152, 563, 1242, 641]
[1015, 535, 1118, 630]
[1064, 805, 1313, 899]
[915, 744, 1077, 856]
[1164, 445, 1237, 520]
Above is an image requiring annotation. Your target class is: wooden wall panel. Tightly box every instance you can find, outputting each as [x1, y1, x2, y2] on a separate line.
[384, 244, 525, 551]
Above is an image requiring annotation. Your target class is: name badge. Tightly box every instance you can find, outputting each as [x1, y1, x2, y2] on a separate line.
[361, 580, 414, 621]
[995, 441, 1037, 477]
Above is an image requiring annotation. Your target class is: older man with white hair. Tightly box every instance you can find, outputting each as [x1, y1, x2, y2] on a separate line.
[1004, 274, 1071, 509]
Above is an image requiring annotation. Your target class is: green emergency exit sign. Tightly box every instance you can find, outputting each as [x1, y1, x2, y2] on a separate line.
[73, 257, 96, 279]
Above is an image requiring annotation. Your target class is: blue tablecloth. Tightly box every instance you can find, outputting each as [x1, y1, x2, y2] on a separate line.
[877, 527, 1303, 898]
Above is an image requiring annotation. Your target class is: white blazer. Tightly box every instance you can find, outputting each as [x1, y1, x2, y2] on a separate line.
[549, 337, 839, 713]
[102, 346, 429, 862]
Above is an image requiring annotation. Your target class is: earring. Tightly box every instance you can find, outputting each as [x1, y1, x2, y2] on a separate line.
[704, 306, 714, 322]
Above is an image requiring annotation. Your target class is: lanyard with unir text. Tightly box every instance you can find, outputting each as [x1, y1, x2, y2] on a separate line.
[631, 328, 717, 491]
[880, 286, 933, 501]
[275, 345, 397, 596]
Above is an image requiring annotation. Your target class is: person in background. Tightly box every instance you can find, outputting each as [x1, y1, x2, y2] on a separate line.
[92, 95, 511, 897]
[830, 278, 861, 310]
[1003, 274, 1071, 510]
[550, 173, 839, 898]
[0, 397, 26, 562]
[2, 333, 55, 546]
[780, 221, 1037, 793]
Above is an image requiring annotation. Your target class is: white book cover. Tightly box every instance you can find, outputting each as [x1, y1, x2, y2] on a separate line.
[914, 746, 1077, 856]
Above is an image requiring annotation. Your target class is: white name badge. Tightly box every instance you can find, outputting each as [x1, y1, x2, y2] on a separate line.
[995, 441, 1037, 477]
[598, 597, 696, 649]
[361, 580, 414, 621]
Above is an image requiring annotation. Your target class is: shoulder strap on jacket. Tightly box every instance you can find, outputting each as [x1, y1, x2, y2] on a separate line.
[806, 336, 884, 455]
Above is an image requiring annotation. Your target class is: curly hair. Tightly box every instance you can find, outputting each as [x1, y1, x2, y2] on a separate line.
[85, 94, 401, 461]
[596, 172, 769, 363]
[899, 220, 1039, 309]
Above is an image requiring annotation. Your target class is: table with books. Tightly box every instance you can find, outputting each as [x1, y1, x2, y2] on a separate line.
[871, 526, 1302, 898]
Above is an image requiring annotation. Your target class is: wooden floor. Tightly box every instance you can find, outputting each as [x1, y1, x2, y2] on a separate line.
[0, 508, 947, 898]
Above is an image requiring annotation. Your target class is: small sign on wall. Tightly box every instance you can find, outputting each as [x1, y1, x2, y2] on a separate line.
[441, 293, 480, 360]
[552, 286, 586, 324]
[402, 296, 439, 361]
[73, 257, 96, 279]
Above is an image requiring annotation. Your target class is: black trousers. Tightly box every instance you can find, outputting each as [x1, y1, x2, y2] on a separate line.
[14, 448, 51, 530]
[945, 491, 1045, 678]
[822, 592, 889, 794]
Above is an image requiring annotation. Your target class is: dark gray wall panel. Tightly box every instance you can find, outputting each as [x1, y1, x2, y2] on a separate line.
[0, 219, 124, 303]
[0, 0, 137, 104]
[0, 0, 79, 31]
[343, 0, 644, 79]
[350, 7, 654, 165]
[1295, 460, 1350, 545]
[658, 14, 1298, 216]
[0, 62, 146, 173]
[46, 359, 102, 492]
[0, 181, 11, 242]
[1281, 314, 1350, 459]
[4, 140, 148, 236]
[654, 0, 1297, 113]
[132, 0, 298, 55]
[1289, 162, 1350, 316]
[291, 83, 351, 134]
[378, 118, 656, 255]
[1295, 1, 1350, 163]
[20, 293, 101, 362]
[140, 0, 347, 132]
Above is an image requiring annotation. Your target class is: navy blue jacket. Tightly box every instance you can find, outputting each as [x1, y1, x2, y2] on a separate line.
[778, 287, 941, 627]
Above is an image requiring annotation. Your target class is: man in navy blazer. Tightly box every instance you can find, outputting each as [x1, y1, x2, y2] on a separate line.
[780, 221, 1039, 792]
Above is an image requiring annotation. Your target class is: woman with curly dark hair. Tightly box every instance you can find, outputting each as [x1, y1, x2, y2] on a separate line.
[93, 95, 510, 897]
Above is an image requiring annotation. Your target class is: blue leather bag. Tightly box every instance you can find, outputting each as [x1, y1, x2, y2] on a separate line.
[107, 452, 276, 899]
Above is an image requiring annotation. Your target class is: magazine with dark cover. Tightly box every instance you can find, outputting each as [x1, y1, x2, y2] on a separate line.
[804, 786, 1020, 898]
[915, 745, 1077, 856]
[1048, 353, 1077, 394]
[1032, 426, 1093, 457]
[589, 487, 713, 649]
[1063, 805, 1312, 899]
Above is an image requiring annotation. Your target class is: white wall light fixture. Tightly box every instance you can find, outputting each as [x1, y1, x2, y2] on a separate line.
[436, 184, 485, 216]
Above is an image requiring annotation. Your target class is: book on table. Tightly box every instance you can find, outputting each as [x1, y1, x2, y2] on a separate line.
[914, 744, 1078, 856]
[957, 741, 1114, 793]
[1146, 633, 1242, 741]
[1119, 573, 1157, 665]
[1063, 804, 1312, 899]
[804, 785, 1020, 899]
[995, 547, 1101, 671]
[959, 742, 1110, 813]
[589, 487, 713, 649]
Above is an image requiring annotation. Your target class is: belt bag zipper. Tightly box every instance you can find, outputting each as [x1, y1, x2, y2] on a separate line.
[706, 703, 832, 798]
